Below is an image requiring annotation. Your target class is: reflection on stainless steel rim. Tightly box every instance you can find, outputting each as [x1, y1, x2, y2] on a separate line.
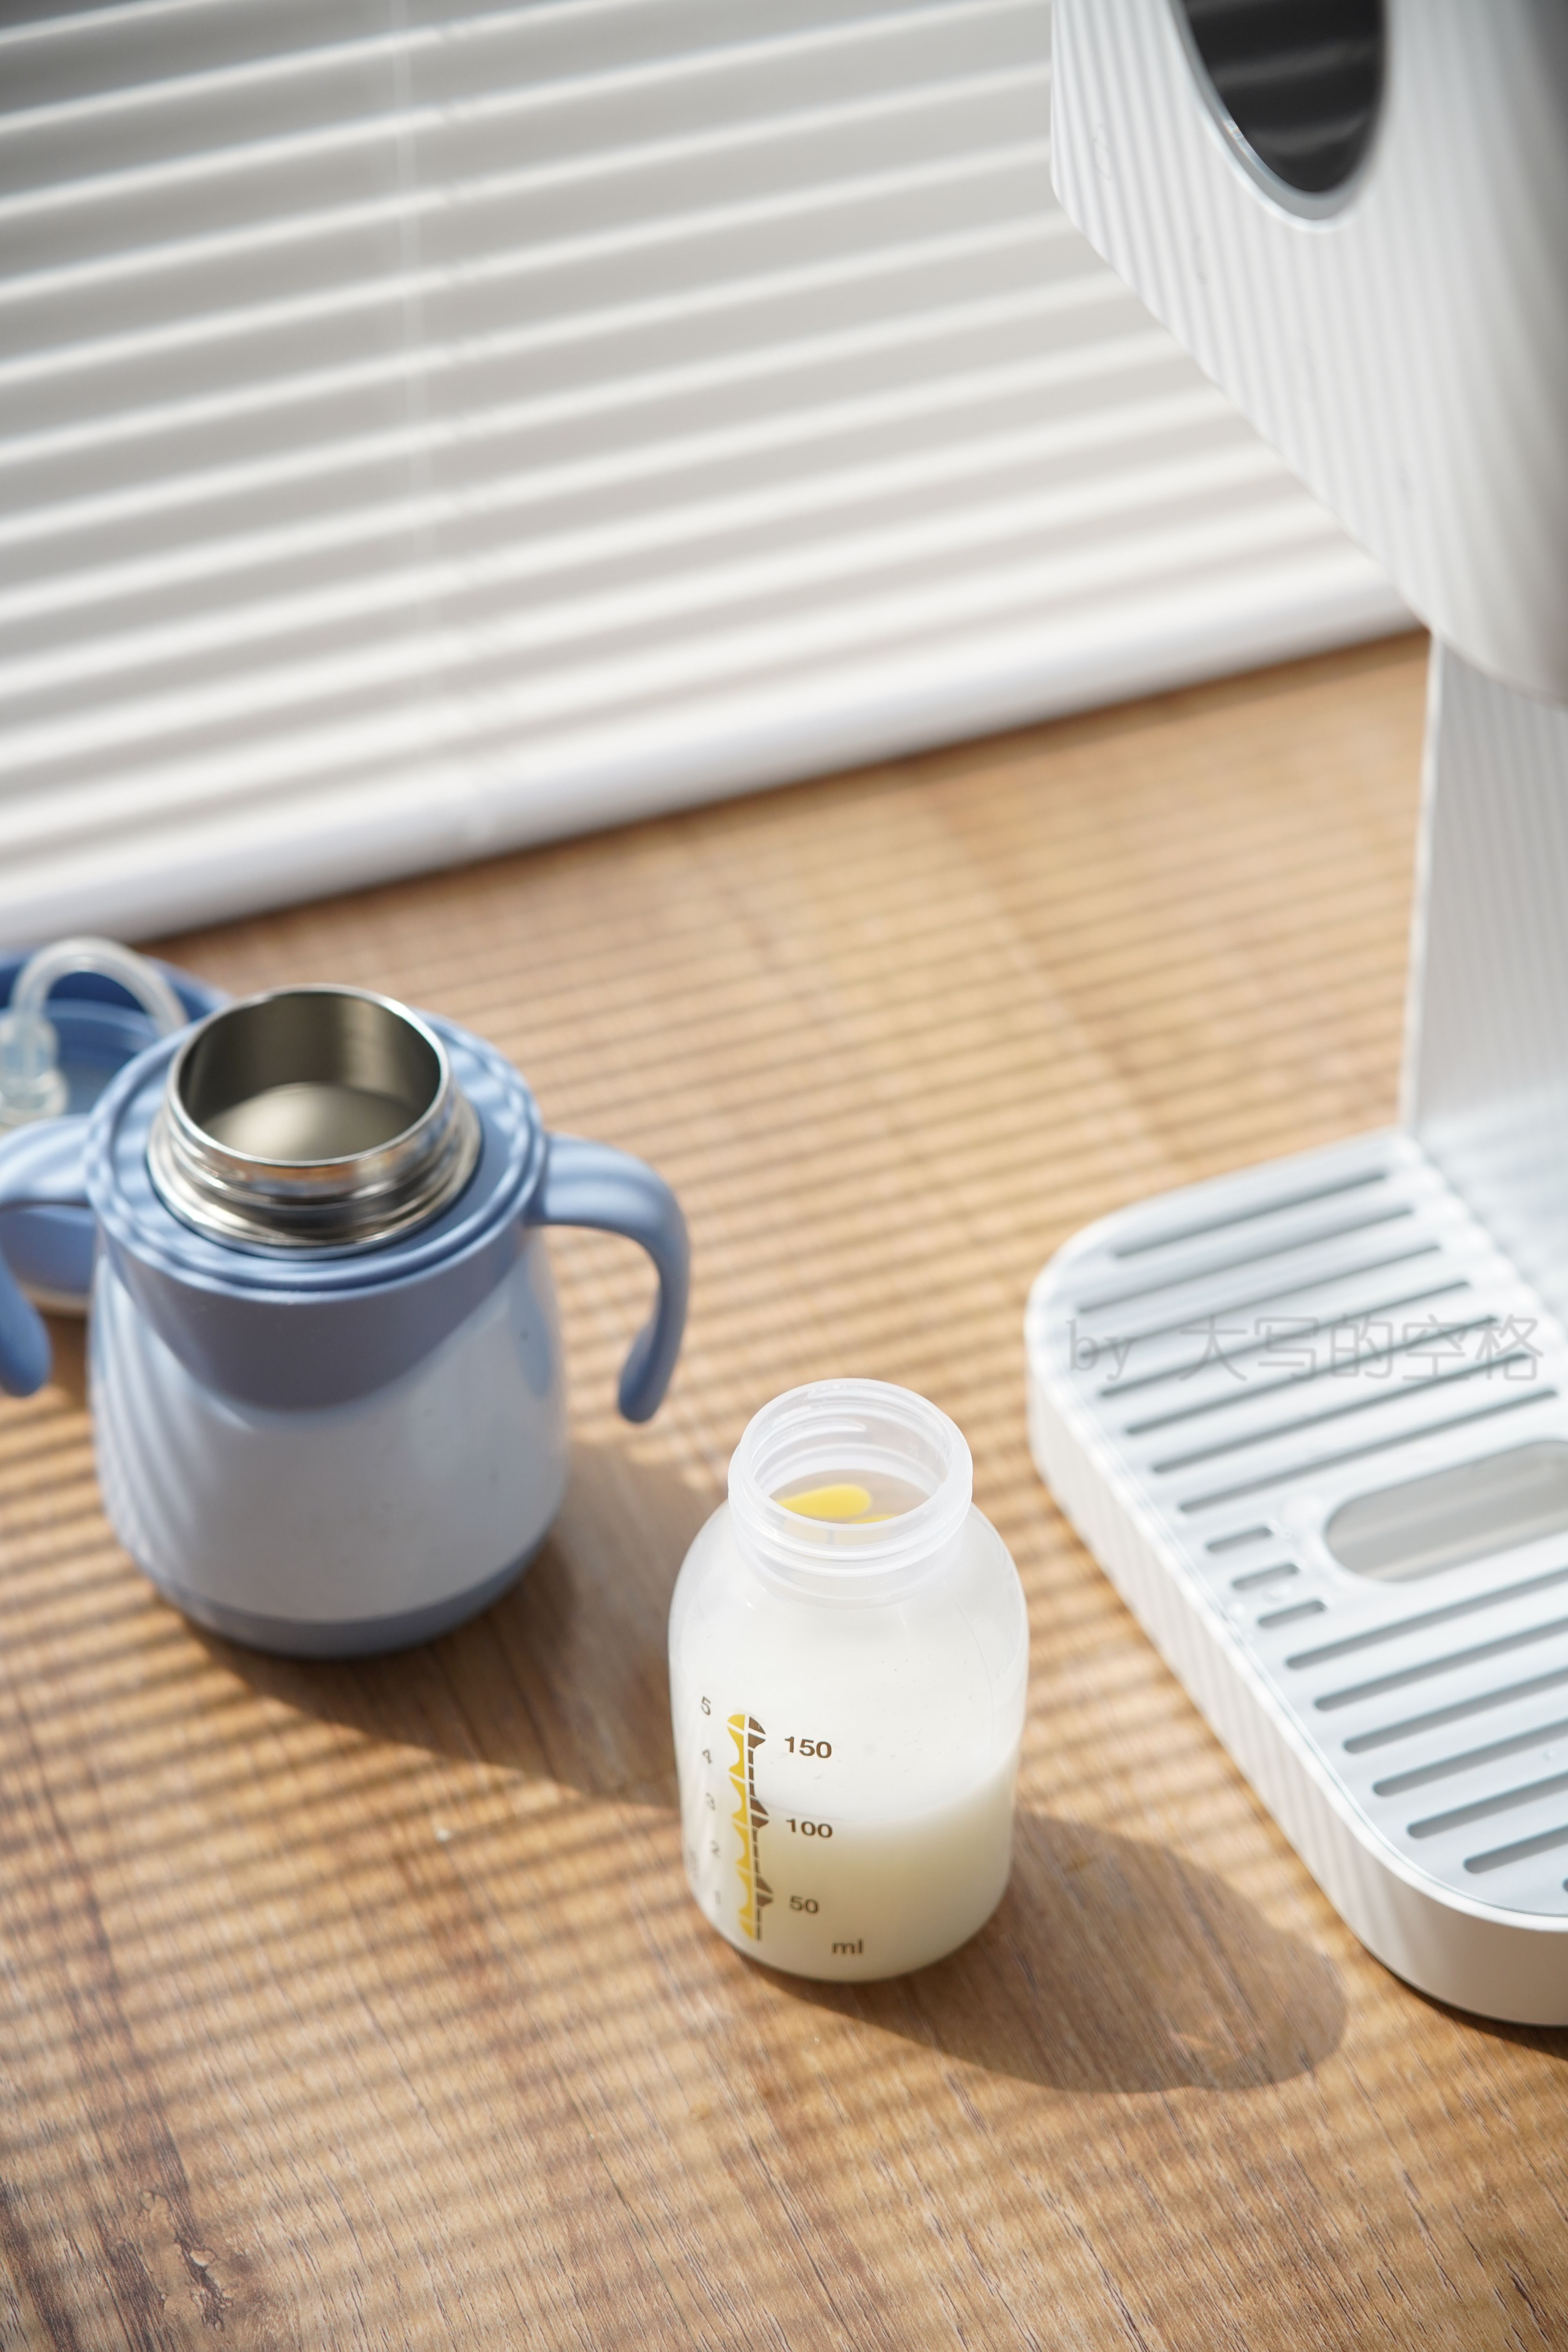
[148, 986, 482, 1250]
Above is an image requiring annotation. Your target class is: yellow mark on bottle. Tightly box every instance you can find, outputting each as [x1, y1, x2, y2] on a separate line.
[727, 1711, 771, 1942]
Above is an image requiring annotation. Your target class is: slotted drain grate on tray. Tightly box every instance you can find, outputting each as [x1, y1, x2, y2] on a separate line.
[1029, 1127, 1568, 2019]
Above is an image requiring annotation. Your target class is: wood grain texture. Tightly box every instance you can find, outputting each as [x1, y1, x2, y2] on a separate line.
[4, 632, 1566, 2349]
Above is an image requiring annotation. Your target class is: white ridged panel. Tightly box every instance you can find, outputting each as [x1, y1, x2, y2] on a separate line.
[1051, 0, 1568, 702]
[1, 0, 1405, 942]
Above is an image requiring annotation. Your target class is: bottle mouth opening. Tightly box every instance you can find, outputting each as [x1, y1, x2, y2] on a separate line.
[728, 1379, 972, 1601]
[148, 986, 480, 1251]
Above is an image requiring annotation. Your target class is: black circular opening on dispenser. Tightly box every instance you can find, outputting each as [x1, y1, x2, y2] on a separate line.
[1175, 0, 1385, 200]
[177, 990, 441, 1165]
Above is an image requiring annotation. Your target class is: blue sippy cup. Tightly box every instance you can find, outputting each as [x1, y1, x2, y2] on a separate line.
[0, 985, 688, 1657]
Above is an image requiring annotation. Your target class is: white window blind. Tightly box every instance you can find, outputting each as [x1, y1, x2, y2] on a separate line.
[2, 0, 1406, 943]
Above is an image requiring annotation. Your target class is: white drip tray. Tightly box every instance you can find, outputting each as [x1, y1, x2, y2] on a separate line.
[1027, 1128, 1568, 2022]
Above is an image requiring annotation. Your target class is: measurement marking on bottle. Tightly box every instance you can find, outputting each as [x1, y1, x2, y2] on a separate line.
[785, 1737, 832, 1757]
[726, 1709, 772, 1942]
[832, 1940, 863, 1956]
[786, 1818, 833, 1838]
[789, 1895, 820, 1913]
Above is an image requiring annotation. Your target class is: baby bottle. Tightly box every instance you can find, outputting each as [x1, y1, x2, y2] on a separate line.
[669, 1379, 1029, 1981]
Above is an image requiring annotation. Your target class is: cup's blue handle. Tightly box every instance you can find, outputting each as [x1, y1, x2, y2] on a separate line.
[530, 1134, 690, 1423]
[0, 1118, 91, 1397]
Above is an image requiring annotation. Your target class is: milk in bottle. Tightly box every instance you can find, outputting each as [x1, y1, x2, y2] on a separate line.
[669, 1380, 1029, 1981]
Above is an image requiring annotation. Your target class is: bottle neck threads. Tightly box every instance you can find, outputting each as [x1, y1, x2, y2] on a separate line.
[728, 1379, 972, 1604]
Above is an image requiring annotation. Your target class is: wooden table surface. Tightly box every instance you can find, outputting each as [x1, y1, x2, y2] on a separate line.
[5, 632, 1566, 2350]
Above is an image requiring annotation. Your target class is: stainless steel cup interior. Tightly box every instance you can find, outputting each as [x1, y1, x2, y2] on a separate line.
[148, 987, 481, 1249]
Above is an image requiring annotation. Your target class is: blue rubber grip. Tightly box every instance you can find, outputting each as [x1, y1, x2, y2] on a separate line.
[531, 1135, 690, 1423]
[0, 1118, 90, 1397]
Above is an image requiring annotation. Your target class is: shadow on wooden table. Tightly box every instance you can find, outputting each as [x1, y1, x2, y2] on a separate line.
[771, 1811, 1347, 2093]
[207, 1441, 1344, 2093]
[202, 1438, 712, 1800]
[42, 1312, 88, 1408]
[1427, 2008, 1568, 2063]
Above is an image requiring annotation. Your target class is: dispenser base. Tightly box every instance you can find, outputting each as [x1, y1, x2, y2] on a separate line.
[1027, 1128, 1568, 2023]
